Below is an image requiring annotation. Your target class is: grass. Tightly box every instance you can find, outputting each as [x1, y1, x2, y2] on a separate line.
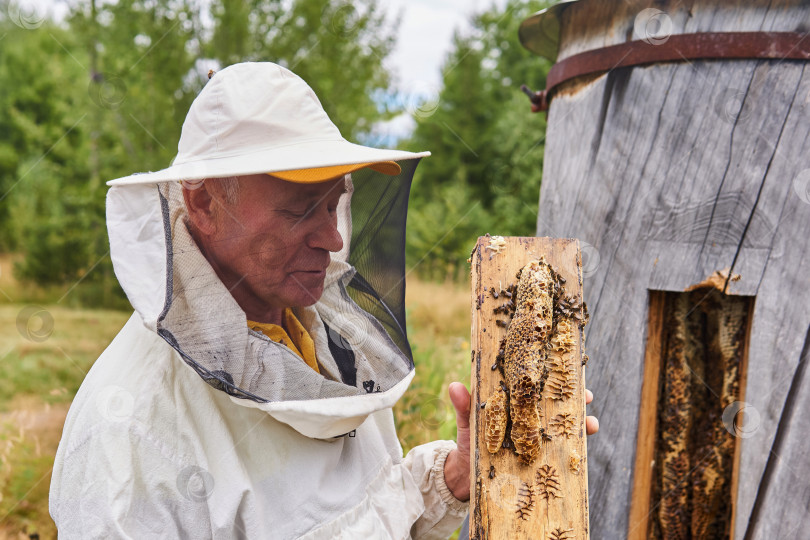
[0, 253, 472, 539]
[0, 304, 129, 539]
[395, 278, 472, 452]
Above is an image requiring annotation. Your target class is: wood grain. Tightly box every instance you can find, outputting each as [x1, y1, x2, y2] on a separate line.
[469, 236, 589, 540]
[627, 291, 666, 540]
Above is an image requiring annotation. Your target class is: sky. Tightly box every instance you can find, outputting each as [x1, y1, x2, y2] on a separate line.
[382, 0, 507, 88]
[375, 0, 509, 142]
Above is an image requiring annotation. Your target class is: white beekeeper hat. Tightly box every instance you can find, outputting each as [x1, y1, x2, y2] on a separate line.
[107, 62, 428, 186]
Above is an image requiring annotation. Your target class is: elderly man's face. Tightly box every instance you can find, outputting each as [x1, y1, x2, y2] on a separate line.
[184, 174, 345, 321]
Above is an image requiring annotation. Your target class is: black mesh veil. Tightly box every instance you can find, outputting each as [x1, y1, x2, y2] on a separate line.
[149, 160, 420, 405]
[344, 161, 416, 361]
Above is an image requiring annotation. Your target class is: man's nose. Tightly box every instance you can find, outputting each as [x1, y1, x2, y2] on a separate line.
[307, 213, 343, 253]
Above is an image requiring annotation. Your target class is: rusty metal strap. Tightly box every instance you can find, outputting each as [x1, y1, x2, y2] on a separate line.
[529, 31, 810, 112]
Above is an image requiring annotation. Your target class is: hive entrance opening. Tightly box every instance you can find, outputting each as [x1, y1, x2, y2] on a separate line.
[630, 289, 754, 540]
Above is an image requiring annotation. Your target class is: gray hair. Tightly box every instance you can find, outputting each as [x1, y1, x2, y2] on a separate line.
[180, 176, 240, 205]
[219, 176, 240, 204]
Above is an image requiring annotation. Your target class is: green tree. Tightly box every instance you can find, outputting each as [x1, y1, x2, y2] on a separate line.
[0, 20, 88, 251]
[0, 19, 109, 293]
[404, 0, 552, 279]
[0, 0, 201, 306]
[1, 0, 400, 306]
[207, 0, 397, 141]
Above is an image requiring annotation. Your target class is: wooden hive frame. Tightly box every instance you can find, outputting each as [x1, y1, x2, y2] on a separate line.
[469, 236, 589, 540]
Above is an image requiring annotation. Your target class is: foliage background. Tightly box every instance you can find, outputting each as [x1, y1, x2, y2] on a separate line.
[0, 0, 551, 536]
[0, 0, 551, 293]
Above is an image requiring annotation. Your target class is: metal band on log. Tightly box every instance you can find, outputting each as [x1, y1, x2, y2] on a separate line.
[524, 32, 810, 111]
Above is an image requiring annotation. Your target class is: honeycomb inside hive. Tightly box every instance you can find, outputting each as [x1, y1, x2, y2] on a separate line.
[651, 289, 750, 540]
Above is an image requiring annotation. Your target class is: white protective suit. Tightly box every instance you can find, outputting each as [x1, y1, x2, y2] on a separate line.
[49, 62, 468, 539]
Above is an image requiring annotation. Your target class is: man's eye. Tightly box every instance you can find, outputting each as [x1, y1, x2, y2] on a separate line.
[282, 209, 307, 219]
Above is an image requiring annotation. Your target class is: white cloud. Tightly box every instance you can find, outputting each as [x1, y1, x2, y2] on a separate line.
[381, 0, 508, 92]
[362, 112, 416, 148]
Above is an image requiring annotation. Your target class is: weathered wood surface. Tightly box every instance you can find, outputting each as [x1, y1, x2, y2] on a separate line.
[534, 1, 810, 538]
[469, 236, 588, 540]
[744, 327, 810, 539]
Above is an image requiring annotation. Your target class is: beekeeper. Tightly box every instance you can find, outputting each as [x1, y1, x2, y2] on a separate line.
[50, 62, 597, 539]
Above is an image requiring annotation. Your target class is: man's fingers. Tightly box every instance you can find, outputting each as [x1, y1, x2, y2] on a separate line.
[586, 415, 599, 435]
[448, 382, 471, 430]
[585, 389, 597, 434]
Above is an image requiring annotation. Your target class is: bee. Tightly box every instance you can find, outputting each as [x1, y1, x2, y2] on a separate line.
[488, 465, 496, 479]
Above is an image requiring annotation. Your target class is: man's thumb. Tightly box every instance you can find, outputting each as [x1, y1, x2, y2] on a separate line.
[448, 382, 471, 430]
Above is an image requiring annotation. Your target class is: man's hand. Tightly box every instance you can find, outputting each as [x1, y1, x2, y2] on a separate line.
[443, 382, 472, 501]
[443, 383, 600, 502]
[585, 389, 599, 435]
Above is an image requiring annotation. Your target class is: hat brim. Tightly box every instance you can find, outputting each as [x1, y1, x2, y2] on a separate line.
[106, 139, 429, 186]
[270, 161, 401, 183]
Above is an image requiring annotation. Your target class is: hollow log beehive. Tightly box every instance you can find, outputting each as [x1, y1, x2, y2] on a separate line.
[518, 1, 810, 538]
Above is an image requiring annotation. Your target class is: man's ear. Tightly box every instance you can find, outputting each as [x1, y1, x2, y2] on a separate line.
[182, 181, 218, 236]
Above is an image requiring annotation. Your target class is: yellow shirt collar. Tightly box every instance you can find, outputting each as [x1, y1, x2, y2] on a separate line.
[247, 308, 319, 374]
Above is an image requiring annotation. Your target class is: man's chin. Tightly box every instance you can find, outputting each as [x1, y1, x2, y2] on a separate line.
[286, 275, 325, 306]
